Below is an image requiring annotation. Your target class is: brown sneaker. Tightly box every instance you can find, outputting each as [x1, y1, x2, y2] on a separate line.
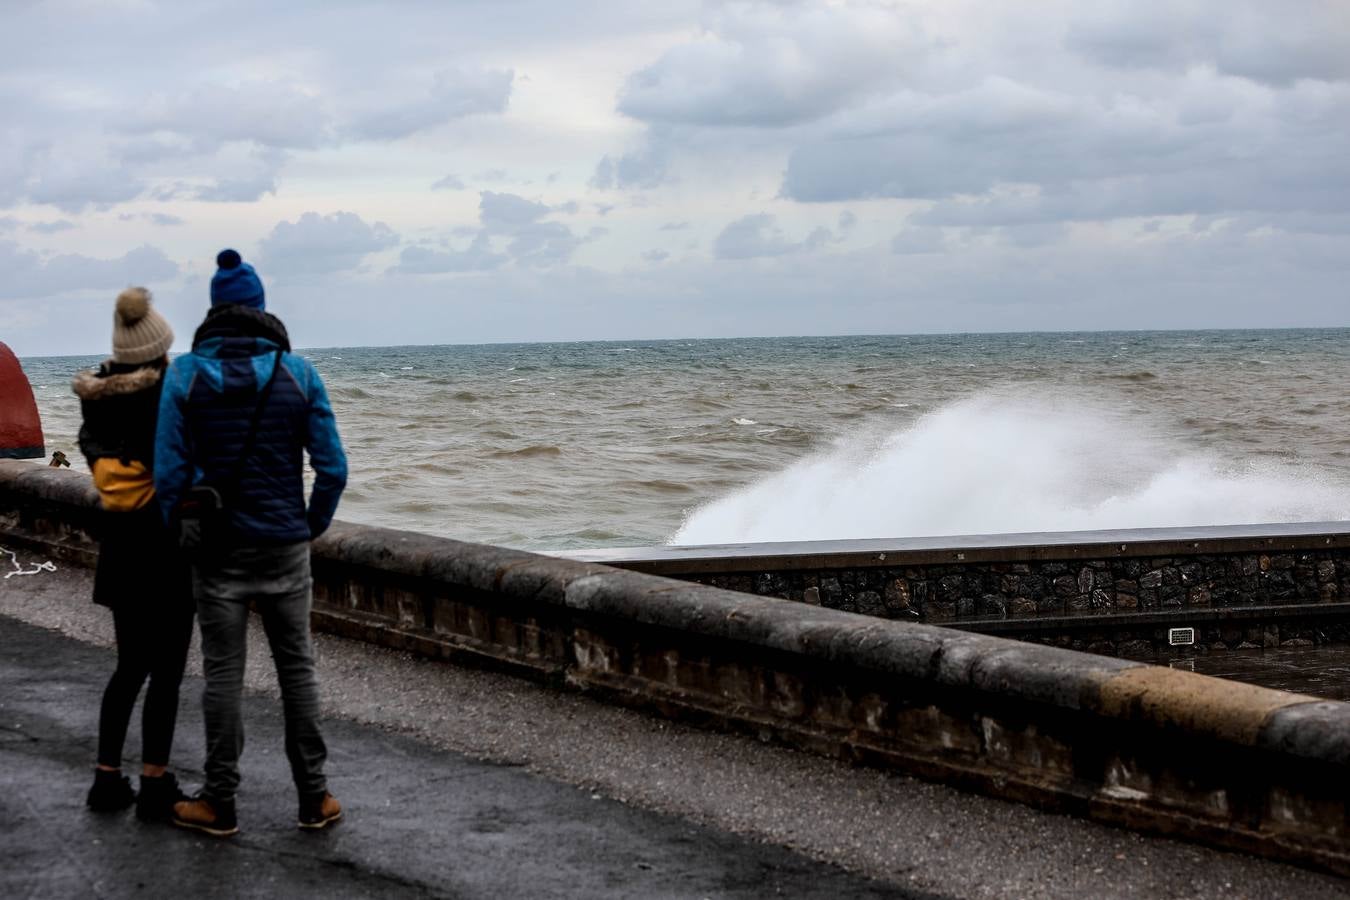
[298, 791, 342, 831]
[172, 793, 238, 837]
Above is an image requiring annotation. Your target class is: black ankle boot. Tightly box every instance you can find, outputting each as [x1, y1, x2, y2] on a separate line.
[136, 771, 187, 822]
[87, 769, 135, 812]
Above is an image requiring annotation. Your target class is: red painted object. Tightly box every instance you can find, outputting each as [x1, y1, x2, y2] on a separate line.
[0, 342, 45, 459]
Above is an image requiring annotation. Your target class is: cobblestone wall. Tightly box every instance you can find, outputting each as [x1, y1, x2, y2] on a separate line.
[691, 550, 1350, 655]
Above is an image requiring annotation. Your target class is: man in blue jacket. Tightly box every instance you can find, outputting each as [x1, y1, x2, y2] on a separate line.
[155, 250, 347, 837]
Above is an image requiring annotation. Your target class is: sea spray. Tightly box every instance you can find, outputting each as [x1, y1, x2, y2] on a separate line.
[671, 392, 1350, 545]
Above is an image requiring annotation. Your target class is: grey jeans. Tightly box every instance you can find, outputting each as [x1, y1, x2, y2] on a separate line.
[194, 542, 327, 801]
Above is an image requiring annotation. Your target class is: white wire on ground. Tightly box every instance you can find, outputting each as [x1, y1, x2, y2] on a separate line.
[1, 545, 56, 579]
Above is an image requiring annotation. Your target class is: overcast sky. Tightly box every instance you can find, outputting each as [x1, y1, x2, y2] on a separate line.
[3, 0, 1348, 355]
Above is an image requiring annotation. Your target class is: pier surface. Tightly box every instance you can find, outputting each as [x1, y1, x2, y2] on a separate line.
[2, 562, 1346, 899]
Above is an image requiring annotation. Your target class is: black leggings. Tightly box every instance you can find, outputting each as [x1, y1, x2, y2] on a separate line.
[96, 601, 195, 769]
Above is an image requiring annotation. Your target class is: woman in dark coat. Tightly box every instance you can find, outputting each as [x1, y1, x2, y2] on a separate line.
[74, 287, 194, 820]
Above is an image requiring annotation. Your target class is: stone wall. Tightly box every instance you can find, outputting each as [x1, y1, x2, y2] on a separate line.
[567, 527, 1350, 657]
[731, 552, 1345, 618]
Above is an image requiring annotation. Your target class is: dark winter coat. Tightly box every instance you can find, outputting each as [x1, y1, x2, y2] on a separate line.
[74, 361, 165, 470]
[72, 361, 189, 609]
[154, 304, 347, 546]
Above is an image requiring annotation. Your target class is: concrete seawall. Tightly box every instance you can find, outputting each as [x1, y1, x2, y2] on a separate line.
[559, 529, 1350, 657]
[3, 459, 1348, 876]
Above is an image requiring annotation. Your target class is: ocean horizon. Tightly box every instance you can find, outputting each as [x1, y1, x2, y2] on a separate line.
[19, 327, 1350, 551]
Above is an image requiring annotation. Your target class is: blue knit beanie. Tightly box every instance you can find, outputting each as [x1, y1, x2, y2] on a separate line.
[210, 249, 265, 309]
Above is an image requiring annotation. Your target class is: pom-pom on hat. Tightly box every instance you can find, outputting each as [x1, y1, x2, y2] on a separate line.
[210, 248, 266, 309]
[111, 287, 174, 364]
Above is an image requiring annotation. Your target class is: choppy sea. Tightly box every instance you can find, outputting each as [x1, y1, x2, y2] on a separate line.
[19, 329, 1350, 551]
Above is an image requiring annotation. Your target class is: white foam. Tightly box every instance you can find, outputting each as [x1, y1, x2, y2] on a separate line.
[733, 417, 758, 426]
[671, 392, 1350, 545]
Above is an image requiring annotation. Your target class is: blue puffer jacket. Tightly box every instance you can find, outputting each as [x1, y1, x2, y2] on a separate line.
[154, 306, 347, 544]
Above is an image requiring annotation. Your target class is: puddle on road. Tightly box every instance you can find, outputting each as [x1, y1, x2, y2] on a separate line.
[1165, 645, 1350, 701]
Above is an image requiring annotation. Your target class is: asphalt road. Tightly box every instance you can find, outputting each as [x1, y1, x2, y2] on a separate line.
[0, 616, 919, 900]
[2, 557, 1346, 899]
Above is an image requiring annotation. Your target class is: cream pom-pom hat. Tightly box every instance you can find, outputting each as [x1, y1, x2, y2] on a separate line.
[110, 287, 174, 364]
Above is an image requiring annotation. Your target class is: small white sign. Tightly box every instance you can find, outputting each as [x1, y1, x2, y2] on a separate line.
[1168, 627, 1196, 646]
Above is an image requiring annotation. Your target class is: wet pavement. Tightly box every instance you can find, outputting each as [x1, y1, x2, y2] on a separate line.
[4, 557, 1349, 899]
[0, 617, 919, 900]
[1166, 644, 1350, 701]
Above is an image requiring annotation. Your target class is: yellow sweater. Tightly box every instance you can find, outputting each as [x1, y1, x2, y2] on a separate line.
[92, 458, 156, 512]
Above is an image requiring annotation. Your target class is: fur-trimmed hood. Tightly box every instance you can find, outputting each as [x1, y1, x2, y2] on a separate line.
[71, 363, 164, 401]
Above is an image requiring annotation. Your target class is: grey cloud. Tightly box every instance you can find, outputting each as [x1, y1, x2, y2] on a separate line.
[392, 236, 505, 274]
[479, 191, 550, 229]
[714, 214, 825, 260]
[432, 174, 467, 191]
[343, 68, 514, 141]
[1000, 222, 1070, 248]
[643, 249, 670, 263]
[273, 225, 1349, 351]
[890, 227, 947, 255]
[479, 192, 588, 267]
[115, 136, 199, 166]
[591, 138, 671, 190]
[28, 220, 76, 234]
[804, 226, 833, 249]
[0, 240, 178, 301]
[258, 211, 399, 276]
[1066, 2, 1350, 86]
[617, 3, 919, 127]
[396, 191, 586, 275]
[125, 82, 328, 151]
[508, 222, 583, 267]
[21, 142, 145, 212]
[780, 74, 1350, 229]
[194, 175, 278, 203]
[3, 18, 517, 214]
[188, 147, 288, 203]
[118, 212, 186, 226]
[659, 221, 689, 231]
